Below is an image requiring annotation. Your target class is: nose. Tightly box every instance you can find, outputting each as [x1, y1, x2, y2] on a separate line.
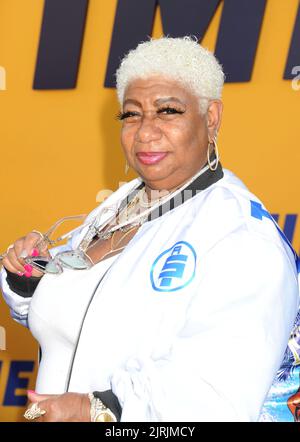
[135, 115, 162, 144]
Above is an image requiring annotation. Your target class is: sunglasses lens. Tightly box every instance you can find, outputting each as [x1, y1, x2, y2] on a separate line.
[45, 260, 63, 274]
[59, 251, 92, 270]
[26, 257, 50, 273]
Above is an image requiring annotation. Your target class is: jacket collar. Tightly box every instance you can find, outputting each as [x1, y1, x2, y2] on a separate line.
[120, 161, 224, 223]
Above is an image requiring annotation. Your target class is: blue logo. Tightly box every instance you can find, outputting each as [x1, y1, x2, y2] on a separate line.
[250, 200, 299, 271]
[150, 241, 197, 292]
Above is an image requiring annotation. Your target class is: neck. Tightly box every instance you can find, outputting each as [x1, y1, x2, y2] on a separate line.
[144, 183, 180, 201]
[144, 165, 207, 200]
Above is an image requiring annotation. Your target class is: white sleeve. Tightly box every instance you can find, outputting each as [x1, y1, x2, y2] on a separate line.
[0, 266, 31, 327]
[0, 241, 73, 328]
[111, 230, 299, 422]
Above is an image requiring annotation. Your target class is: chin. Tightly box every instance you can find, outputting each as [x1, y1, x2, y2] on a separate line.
[133, 155, 177, 185]
[138, 168, 174, 188]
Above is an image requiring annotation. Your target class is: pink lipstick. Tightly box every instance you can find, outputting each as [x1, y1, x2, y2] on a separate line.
[136, 152, 168, 165]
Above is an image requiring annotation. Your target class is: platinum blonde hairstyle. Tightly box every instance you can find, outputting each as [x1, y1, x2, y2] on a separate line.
[116, 36, 225, 114]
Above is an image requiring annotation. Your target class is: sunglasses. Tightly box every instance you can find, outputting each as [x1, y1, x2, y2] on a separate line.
[23, 214, 98, 275]
[24, 250, 94, 274]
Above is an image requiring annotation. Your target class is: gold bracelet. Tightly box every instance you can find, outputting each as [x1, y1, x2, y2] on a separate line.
[88, 393, 117, 422]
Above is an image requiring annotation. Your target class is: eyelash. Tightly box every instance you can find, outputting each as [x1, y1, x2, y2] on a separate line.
[116, 106, 185, 120]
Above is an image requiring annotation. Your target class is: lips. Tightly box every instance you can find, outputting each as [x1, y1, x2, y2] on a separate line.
[136, 152, 168, 165]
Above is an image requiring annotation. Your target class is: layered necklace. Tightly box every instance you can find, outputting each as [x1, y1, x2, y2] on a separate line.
[87, 186, 167, 247]
[83, 187, 168, 260]
[78, 159, 217, 254]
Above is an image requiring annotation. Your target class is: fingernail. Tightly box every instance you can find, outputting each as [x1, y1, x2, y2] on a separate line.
[27, 390, 35, 394]
[24, 264, 33, 272]
[19, 249, 28, 259]
[31, 248, 39, 257]
[24, 270, 33, 278]
[17, 271, 25, 276]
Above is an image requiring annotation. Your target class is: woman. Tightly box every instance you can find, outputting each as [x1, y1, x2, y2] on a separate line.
[0, 37, 299, 422]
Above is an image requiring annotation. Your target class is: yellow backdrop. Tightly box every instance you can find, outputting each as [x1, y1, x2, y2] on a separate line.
[0, 0, 299, 421]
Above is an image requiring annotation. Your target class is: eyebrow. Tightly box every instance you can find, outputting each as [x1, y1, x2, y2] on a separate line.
[123, 96, 185, 108]
[123, 98, 141, 107]
[155, 97, 185, 106]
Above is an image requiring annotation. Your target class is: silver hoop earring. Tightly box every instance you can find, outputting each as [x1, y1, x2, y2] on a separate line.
[124, 160, 129, 175]
[207, 137, 219, 171]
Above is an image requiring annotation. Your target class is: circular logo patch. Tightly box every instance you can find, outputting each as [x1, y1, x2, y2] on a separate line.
[150, 241, 197, 292]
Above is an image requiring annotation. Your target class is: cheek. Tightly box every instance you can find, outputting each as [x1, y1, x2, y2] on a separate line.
[121, 126, 135, 153]
[180, 119, 207, 149]
[165, 122, 197, 151]
[165, 121, 208, 165]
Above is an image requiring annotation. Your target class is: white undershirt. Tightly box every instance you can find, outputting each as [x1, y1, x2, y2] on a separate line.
[28, 253, 119, 394]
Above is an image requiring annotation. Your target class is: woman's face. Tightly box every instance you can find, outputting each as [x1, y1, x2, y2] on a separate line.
[120, 76, 222, 191]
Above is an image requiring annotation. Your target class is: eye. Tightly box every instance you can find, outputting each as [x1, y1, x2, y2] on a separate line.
[157, 106, 185, 116]
[116, 111, 140, 121]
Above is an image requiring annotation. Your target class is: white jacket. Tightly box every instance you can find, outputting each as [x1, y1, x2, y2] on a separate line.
[1, 169, 299, 421]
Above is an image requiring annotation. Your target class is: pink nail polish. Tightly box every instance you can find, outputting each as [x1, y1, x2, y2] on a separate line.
[17, 271, 25, 276]
[27, 390, 35, 394]
[24, 271, 33, 278]
[24, 264, 33, 272]
[31, 248, 39, 257]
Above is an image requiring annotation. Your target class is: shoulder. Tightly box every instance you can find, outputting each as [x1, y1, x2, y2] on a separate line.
[194, 168, 277, 239]
[195, 168, 262, 228]
[188, 169, 296, 269]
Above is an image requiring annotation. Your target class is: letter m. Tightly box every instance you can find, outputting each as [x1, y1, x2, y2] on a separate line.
[104, 0, 267, 87]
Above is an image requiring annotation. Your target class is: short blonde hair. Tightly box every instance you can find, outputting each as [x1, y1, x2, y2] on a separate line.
[116, 36, 225, 114]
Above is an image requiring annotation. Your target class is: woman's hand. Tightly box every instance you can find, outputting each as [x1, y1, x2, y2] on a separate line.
[2, 232, 50, 277]
[26, 391, 91, 422]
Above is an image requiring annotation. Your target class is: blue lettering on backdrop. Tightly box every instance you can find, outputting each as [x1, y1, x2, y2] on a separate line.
[32, 0, 300, 89]
[3, 361, 35, 406]
[33, 0, 89, 89]
[271, 214, 298, 245]
[105, 0, 267, 86]
[284, 4, 300, 80]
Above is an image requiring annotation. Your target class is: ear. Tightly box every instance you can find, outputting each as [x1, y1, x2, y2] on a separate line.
[206, 100, 223, 140]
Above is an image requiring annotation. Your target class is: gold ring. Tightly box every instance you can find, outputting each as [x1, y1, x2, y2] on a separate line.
[24, 402, 46, 420]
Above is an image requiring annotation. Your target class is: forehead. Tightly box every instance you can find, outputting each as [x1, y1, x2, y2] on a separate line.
[123, 76, 196, 103]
